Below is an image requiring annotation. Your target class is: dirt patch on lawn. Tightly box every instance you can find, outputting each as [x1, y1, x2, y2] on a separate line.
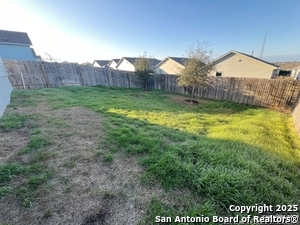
[0, 104, 164, 225]
[168, 95, 202, 106]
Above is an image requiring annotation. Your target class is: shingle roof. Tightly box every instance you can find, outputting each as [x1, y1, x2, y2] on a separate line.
[107, 59, 120, 67]
[237, 51, 279, 67]
[123, 57, 139, 64]
[120, 57, 161, 68]
[155, 57, 190, 68]
[111, 59, 120, 63]
[0, 29, 32, 45]
[94, 60, 110, 66]
[214, 50, 279, 68]
[169, 57, 189, 66]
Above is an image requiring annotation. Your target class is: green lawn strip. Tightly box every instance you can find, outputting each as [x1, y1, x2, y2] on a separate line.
[140, 198, 217, 225]
[8, 90, 48, 107]
[0, 162, 52, 206]
[7, 86, 300, 218]
[0, 114, 54, 207]
[106, 116, 299, 211]
[0, 114, 28, 132]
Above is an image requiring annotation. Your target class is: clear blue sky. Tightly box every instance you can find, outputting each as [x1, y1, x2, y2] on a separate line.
[1, 0, 299, 63]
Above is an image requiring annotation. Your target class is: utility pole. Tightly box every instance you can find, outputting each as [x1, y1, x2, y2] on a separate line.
[259, 30, 268, 59]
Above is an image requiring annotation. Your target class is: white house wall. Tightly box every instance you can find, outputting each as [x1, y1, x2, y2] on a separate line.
[155, 59, 184, 74]
[93, 62, 101, 67]
[117, 59, 135, 71]
[212, 52, 277, 79]
[0, 57, 13, 117]
[109, 61, 118, 69]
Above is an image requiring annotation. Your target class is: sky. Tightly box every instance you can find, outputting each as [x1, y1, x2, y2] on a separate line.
[0, 0, 299, 63]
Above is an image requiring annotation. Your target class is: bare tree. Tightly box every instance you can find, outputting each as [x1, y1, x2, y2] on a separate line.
[134, 52, 154, 91]
[177, 41, 215, 97]
[43, 52, 60, 62]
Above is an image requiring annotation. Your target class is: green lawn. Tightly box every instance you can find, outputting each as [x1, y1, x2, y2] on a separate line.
[1, 86, 300, 224]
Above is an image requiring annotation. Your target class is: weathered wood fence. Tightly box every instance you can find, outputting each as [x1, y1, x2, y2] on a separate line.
[3, 60, 300, 114]
[153, 74, 300, 113]
[4, 60, 143, 89]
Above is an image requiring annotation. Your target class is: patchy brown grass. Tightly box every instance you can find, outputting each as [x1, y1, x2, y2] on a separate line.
[275, 61, 300, 70]
[0, 104, 164, 225]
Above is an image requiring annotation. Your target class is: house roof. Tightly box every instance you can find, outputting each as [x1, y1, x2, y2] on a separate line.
[155, 56, 189, 68]
[94, 60, 110, 67]
[111, 58, 120, 62]
[169, 57, 189, 66]
[0, 29, 32, 45]
[214, 50, 279, 68]
[108, 58, 120, 65]
[116, 57, 161, 68]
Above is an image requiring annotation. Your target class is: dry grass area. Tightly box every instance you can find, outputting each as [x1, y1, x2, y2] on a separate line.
[0, 104, 164, 225]
[276, 61, 300, 70]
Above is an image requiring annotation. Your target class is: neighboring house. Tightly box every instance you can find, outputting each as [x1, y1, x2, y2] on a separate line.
[154, 57, 189, 74]
[116, 57, 161, 72]
[0, 29, 38, 61]
[211, 50, 280, 78]
[107, 59, 120, 69]
[93, 60, 110, 68]
[291, 68, 300, 80]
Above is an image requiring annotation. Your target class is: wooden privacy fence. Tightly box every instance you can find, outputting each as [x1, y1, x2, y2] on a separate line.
[4, 60, 143, 89]
[153, 74, 300, 113]
[3, 60, 300, 114]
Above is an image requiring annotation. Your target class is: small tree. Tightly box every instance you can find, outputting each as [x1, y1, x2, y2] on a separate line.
[134, 53, 154, 91]
[177, 41, 215, 97]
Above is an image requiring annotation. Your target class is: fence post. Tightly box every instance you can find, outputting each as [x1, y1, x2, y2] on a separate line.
[16, 63, 26, 89]
[40, 63, 50, 88]
[77, 66, 85, 86]
[127, 73, 131, 88]
[107, 69, 111, 86]
[20, 72, 26, 89]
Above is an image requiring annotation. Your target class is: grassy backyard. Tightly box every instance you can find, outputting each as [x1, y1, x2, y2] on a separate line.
[0, 86, 300, 224]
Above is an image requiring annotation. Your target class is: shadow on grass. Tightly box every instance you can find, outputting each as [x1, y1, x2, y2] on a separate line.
[103, 111, 300, 214]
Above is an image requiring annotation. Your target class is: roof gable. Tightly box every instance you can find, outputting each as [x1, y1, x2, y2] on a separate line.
[94, 60, 110, 67]
[155, 57, 189, 68]
[108, 59, 120, 66]
[0, 29, 32, 45]
[116, 57, 161, 68]
[169, 57, 189, 66]
[214, 50, 279, 68]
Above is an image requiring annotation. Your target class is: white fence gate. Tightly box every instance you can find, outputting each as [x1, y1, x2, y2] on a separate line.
[0, 56, 13, 117]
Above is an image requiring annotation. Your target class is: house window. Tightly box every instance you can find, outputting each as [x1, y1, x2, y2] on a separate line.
[216, 72, 222, 77]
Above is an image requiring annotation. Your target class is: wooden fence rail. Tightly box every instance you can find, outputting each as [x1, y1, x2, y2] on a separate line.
[3, 60, 300, 115]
